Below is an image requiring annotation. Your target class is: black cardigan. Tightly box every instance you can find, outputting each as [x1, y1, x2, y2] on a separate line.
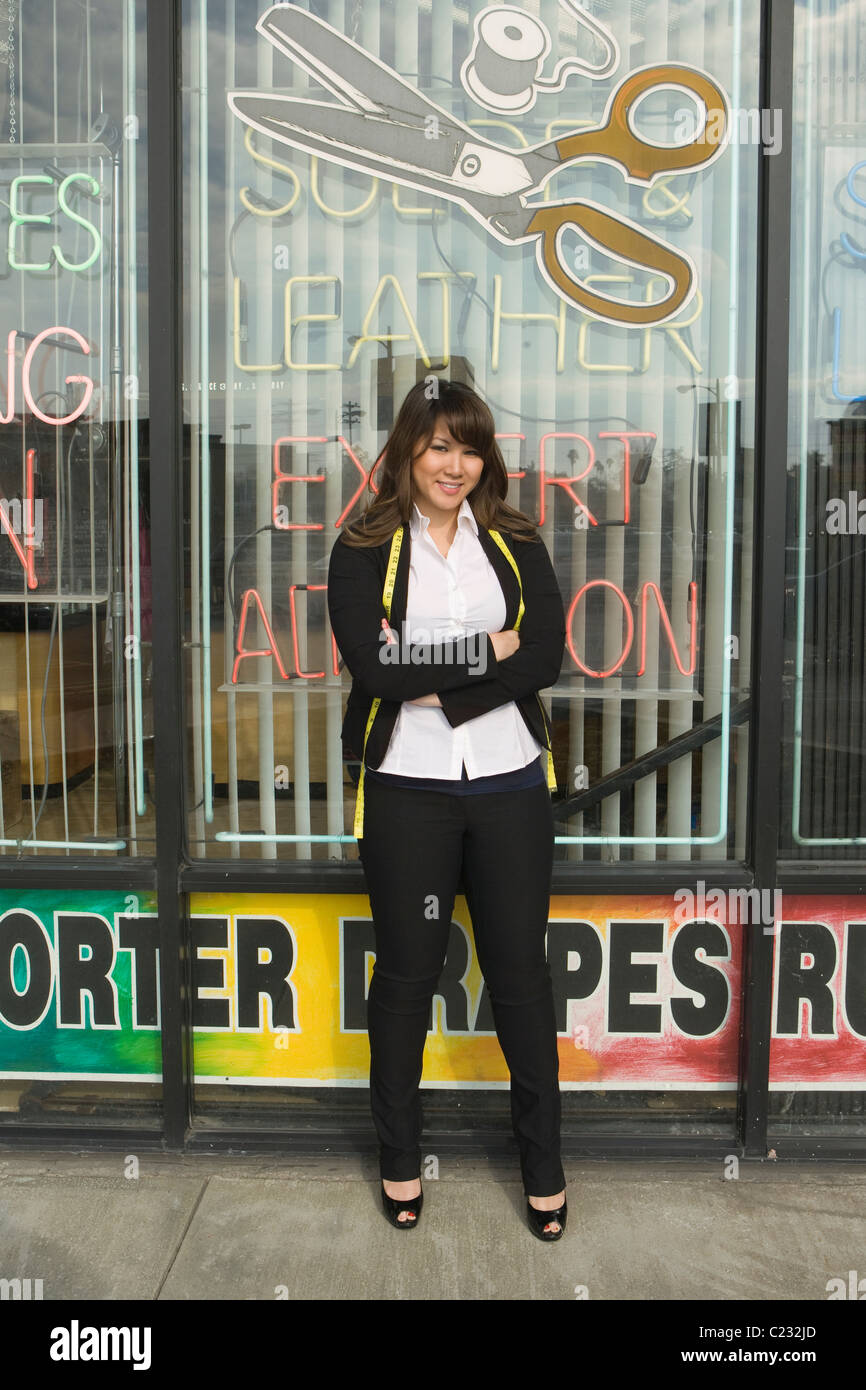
[326, 518, 565, 771]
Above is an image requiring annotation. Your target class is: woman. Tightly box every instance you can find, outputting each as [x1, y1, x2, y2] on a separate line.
[327, 379, 567, 1240]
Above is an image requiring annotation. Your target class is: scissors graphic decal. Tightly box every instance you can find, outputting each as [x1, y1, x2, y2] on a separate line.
[228, 4, 730, 327]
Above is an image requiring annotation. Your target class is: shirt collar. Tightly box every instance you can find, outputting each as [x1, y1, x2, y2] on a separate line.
[410, 496, 478, 538]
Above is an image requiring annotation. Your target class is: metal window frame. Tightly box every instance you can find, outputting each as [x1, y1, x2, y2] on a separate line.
[737, 0, 794, 1162]
[147, 0, 192, 1151]
[3, 0, 866, 1162]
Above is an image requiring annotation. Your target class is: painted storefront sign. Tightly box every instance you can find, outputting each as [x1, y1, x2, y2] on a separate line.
[1, 889, 863, 1093]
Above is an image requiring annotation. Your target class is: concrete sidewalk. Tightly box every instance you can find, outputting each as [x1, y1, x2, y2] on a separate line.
[1, 1148, 864, 1301]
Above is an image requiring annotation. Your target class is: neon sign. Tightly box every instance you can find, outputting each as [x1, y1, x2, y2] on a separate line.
[0, 448, 37, 590]
[0, 326, 96, 590]
[7, 173, 102, 274]
[828, 158, 866, 404]
[229, 267, 706, 377]
[233, 425, 697, 688]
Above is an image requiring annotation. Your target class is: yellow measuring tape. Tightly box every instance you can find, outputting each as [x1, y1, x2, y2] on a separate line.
[352, 525, 555, 839]
[488, 530, 557, 795]
[353, 526, 404, 838]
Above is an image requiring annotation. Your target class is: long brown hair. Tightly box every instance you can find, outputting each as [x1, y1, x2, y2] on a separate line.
[340, 379, 540, 546]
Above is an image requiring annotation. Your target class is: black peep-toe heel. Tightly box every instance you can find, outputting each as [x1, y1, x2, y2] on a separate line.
[526, 1195, 567, 1241]
[381, 1180, 423, 1230]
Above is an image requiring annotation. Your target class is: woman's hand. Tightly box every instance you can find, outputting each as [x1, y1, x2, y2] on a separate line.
[406, 692, 442, 706]
[490, 629, 520, 661]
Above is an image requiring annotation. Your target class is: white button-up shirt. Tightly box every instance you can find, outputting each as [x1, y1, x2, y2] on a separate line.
[376, 498, 546, 779]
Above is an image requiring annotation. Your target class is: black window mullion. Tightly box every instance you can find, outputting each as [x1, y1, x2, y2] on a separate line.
[147, 0, 192, 1151]
[739, 0, 796, 1159]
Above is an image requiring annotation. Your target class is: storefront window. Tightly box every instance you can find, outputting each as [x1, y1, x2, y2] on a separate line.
[0, 2, 160, 1129]
[0, 0, 152, 857]
[780, 0, 866, 864]
[179, 0, 765, 1135]
[770, 0, 866, 1134]
[0, 1, 862, 1151]
[0, 886, 162, 1128]
[183, 0, 760, 866]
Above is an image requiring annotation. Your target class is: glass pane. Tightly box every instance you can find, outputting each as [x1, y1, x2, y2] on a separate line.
[769, 894, 866, 1136]
[183, 0, 758, 865]
[0, 0, 153, 857]
[189, 889, 740, 1137]
[182, 0, 762, 1135]
[780, 0, 866, 864]
[772, 0, 866, 1135]
[0, 887, 162, 1129]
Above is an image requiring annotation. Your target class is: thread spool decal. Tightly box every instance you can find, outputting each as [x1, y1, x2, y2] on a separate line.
[461, 2, 620, 116]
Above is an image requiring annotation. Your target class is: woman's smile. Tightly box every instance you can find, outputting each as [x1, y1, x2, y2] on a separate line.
[411, 421, 484, 525]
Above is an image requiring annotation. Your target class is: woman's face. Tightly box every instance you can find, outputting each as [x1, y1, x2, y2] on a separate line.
[410, 418, 485, 524]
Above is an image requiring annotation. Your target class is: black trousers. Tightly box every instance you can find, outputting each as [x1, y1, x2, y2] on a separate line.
[357, 771, 566, 1197]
